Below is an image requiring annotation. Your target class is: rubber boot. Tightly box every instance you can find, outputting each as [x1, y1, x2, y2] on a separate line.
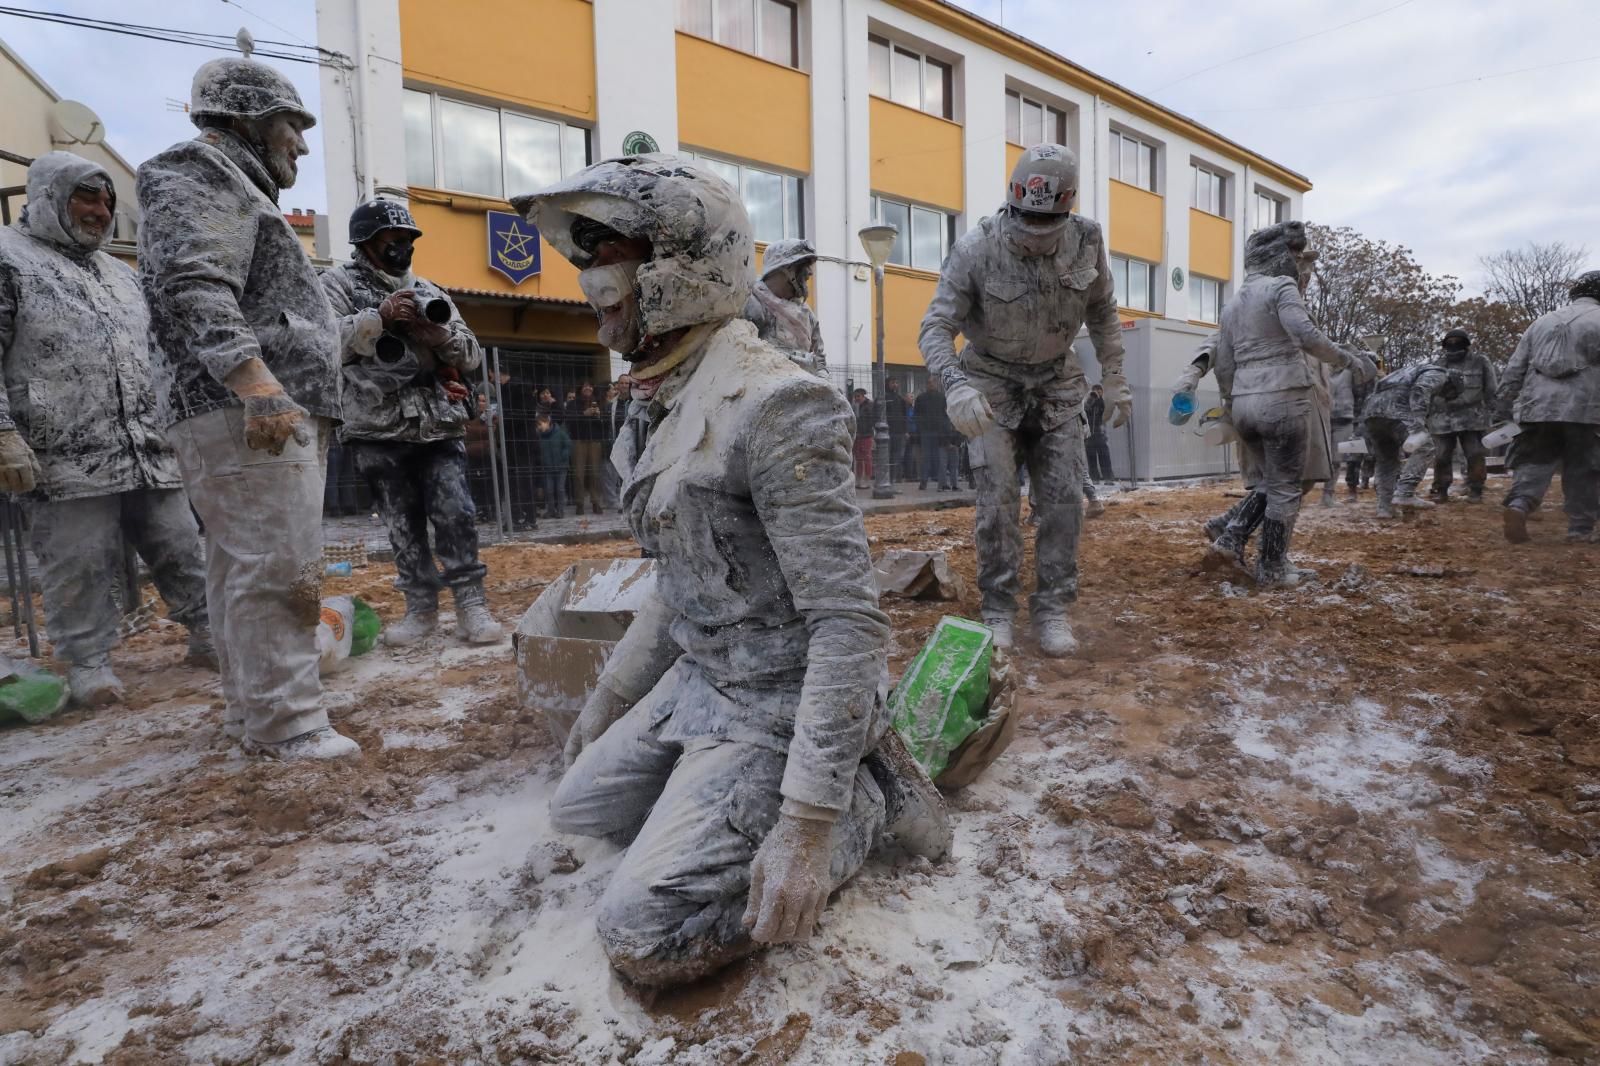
[453, 584, 504, 645]
[866, 728, 953, 861]
[1034, 615, 1077, 658]
[384, 595, 439, 647]
[1467, 457, 1487, 503]
[185, 624, 219, 670]
[1255, 517, 1300, 590]
[1321, 485, 1338, 508]
[1207, 491, 1266, 574]
[69, 663, 125, 707]
[982, 614, 1015, 651]
[245, 727, 361, 761]
[1503, 502, 1530, 543]
[1203, 496, 1251, 543]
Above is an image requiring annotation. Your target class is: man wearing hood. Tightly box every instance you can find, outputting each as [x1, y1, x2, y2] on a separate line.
[1426, 328, 1497, 503]
[515, 155, 949, 989]
[0, 152, 211, 706]
[320, 199, 501, 647]
[743, 237, 826, 375]
[137, 58, 356, 761]
[1494, 270, 1600, 544]
[918, 144, 1127, 656]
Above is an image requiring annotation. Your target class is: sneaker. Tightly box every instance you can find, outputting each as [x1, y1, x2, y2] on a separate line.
[384, 608, 438, 647]
[185, 625, 219, 670]
[1565, 528, 1596, 544]
[1034, 615, 1078, 658]
[455, 601, 504, 645]
[866, 728, 953, 861]
[245, 727, 360, 761]
[68, 664, 125, 707]
[1395, 494, 1435, 510]
[982, 614, 1015, 651]
[1503, 506, 1531, 544]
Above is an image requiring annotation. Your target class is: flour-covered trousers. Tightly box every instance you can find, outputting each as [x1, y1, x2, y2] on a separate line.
[551, 659, 885, 986]
[27, 489, 208, 668]
[1431, 430, 1487, 495]
[170, 408, 330, 744]
[1232, 390, 1313, 522]
[1505, 421, 1600, 533]
[349, 438, 485, 611]
[970, 410, 1085, 619]
[1362, 417, 1436, 505]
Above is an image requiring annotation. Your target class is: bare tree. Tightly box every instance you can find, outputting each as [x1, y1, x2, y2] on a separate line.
[1478, 241, 1589, 323]
[1303, 224, 1459, 370]
[1446, 296, 1528, 364]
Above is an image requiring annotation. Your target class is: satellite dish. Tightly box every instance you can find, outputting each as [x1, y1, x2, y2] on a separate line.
[48, 100, 106, 147]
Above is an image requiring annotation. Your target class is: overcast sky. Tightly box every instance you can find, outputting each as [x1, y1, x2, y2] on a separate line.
[4, 0, 1596, 293]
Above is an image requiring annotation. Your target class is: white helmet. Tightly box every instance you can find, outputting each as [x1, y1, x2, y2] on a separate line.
[761, 238, 817, 280]
[1007, 144, 1077, 215]
[512, 154, 754, 337]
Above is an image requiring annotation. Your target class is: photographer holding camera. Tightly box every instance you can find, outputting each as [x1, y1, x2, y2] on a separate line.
[321, 198, 503, 647]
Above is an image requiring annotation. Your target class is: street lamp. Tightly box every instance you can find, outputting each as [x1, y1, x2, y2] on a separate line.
[858, 223, 898, 500]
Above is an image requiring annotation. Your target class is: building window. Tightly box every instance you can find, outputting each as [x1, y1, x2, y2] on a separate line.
[867, 35, 953, 119]
[870, 195, 954, 271]
[1191, 163, 1227, 217]
[1189, 274, 1224, 324]
[1110, 254, 1158, 312]
[403, 88, 591, 198]
[677, 0, 798, 67]
[682, 150, 803, 244]
[1254, 190, 1286, 230]
[1005, 90, 1067, 146]
[1109, 129, 1158, 192]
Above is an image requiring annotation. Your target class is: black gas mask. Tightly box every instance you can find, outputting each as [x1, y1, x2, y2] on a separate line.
[377, 238, 415, 275]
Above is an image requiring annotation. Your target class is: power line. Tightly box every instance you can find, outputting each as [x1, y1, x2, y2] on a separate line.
[1189, 52, 1600, 114]
[1155, 0, 1418, 91]
[218, 0, 317, 50]
[0, 6, 334, 65]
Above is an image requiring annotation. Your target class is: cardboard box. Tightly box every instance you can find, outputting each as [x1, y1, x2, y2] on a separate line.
[513, 558, 656, 748]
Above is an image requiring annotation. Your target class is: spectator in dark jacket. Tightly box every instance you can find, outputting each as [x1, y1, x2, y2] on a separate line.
[536, 411, 572, 518]
[885, 378, 911, 481]
[1084, 384, 1114, 482]
[853, 388, 875, 488]
[915, 378, 958, 490]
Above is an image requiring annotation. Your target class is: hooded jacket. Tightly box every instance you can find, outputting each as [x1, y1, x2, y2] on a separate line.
[137, 128, 339, 426]
[0, 152, 181, 500]
[1427, 348, 1498, 434]
[742, 279, 826, 375]
[320, 255, 480, 444]
[1495, 297, 1600, 426]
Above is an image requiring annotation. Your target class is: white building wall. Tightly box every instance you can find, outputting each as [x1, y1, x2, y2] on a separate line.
[591, 0, 679, 159]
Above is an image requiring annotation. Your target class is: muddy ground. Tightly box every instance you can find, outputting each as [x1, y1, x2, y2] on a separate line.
[1, 480, 1596, 1065]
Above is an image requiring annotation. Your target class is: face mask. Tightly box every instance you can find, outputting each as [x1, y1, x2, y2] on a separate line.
[578, 260, 645, 354]
[1006, 206, 1070, 256]
[379, 241, 414, 274]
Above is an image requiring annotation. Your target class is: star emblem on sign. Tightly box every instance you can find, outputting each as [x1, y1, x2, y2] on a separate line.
[499, 223, 534, 259]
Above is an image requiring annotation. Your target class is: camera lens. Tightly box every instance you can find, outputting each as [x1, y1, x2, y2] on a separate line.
[375, 333, 407, 363]
[423, 298, 452, 324]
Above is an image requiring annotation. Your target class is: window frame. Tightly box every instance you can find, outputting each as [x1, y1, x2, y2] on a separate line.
[1109, 129, 1159, 193]
[403, 87, 591, 199]
[1189, 273, 1224, 324]
[1254, 189, 1286, 230]
[677, 0, 799, 68]
[1190, 162, 1228, 218]
[870, 194, 955, 272]
[867, 33, 954, 119]
[1004, 88, 1067, 146]
[1109, 254, 1159, 313]
[681, 149, 806, 244]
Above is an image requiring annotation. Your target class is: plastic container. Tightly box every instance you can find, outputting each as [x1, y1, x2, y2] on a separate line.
[316, 595, 382, 673]
[888, 616, 994, 779]
[0, 655, 68, 725]
[325, 561, 353, 577]
[1168, 390, 1196, 426]
[1482, 422, 1521, 450]
[1402, 430, 1431, 456]
[1337, 438, 1367, 456]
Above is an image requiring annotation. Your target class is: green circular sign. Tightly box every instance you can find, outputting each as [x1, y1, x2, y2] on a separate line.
[1171, 267, 1186, 291]
[621, 131, 660, 155]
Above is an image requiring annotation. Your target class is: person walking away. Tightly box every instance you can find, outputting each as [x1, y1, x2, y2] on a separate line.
[0, 152, 212, 706]
[1494, 270, 1600, 543]
[1359, 361, 1452, 518]
[536, 412, 572, 518]
[1321, 365, 1359, 506]
[138, 56, 356, 759]
[743, 238, 826, 374]
[918, 145, 1129, 655]
[321, 198, 503, 647]
[567, 382, 607, 515]
[1427, 328, 1497, 503]
[1083, 382, 1114, 483]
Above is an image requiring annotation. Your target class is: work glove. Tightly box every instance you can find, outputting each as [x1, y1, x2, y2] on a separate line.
[563, 681, 633, 767]
[437, 367, 470, 404]
[0, 429, 41, 494]
[1102, 373, 1134, 428]
[945, 381, 995, 439]
[743, 810, 835, 945]
[378, 289, 419, 328]
[225, 358, 311, 457]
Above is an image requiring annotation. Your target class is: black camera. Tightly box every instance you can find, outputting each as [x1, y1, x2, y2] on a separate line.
[374, 296, 452, 362]
[422, 297, 452, 324]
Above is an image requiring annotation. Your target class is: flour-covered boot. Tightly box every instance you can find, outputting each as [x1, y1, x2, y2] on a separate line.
[866, 728, 953, 861]
[69, 664, 124, 707]
[1255, 518, 1300, 590]
[1503, 503, 1531, 544]
[982, 614, 1014, 651]
[246, 726, 361, 761]
[185, 624, 219, 670]
[1084, 495, 1106, 520]
[453, 585, 504, 645]
[1207, 491, 1265, 575]
[1321, 485, 1338, 507]
[384, 595, 438, 647]
[1034, 614, 1078, 658]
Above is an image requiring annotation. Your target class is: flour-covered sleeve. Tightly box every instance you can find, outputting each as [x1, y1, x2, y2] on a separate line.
[425, 287, 481, 374]
[1083, 232, 1126, 380]
[594, 588, 680, 705]
[1494, 331, 1530, 419]
[1271, 277, 1348, 369]
[918, 238, 978, 389]
[0, 266, 16, 429]
[318, 267, 383, 364]
[135, 149, 263, 386]
[749, 378, 891, 814]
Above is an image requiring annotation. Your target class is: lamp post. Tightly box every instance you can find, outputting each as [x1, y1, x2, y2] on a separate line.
[858, 223, 898, 500]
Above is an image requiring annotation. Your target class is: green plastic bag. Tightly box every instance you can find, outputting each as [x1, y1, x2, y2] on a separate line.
[350, 597, 381, 657]
[889, 616, 994, 779]
[0, 655, 69, 725]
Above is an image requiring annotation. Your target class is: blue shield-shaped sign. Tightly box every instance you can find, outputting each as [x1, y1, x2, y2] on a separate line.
[486, 210, 542, 285]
